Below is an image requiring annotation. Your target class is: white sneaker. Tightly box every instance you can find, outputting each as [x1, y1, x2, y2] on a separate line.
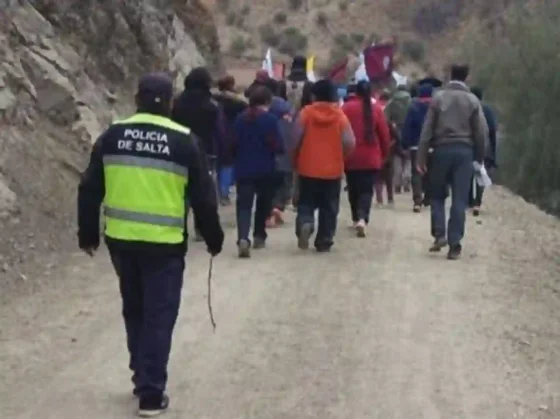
[356, 220, 366, 238]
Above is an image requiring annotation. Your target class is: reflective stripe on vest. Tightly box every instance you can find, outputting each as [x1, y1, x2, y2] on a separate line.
[103, 113, 190, 244]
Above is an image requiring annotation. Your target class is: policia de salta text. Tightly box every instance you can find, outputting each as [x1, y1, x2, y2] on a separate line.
[77, 72, 224, 417]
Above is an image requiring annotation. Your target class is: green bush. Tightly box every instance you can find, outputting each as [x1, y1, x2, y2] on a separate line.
[225, 11, 237, 25]
[273, 11, 288, 24]
[316, 11, 328, 26]
[401, 39, 426, 62]
[288, 0, 303, 11]
[459, 3, 560, 214]
[259, 24, 281, 47]
[240, 5, 250, 15]
[229, 36, 247, 57]
[350, 32, 365, 45]
[334, 33, 354, 51]
[278, 26, 308, 55]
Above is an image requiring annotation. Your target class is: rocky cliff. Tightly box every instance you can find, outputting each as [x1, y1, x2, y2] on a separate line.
[0, 0, 221, 277]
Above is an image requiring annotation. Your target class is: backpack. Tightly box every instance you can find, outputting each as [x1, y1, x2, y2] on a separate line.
[286, 80, 306, 111]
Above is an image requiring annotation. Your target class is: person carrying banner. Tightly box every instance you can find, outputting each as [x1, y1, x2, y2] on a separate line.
[416, 64, 488, 260]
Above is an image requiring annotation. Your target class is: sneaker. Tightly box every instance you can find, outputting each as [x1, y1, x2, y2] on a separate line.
[253, 237, 266, 249]
[447, 244, 462, 260]
[355, 219, 366, 238]
[375, 202, 384, 208]
[298, 223, 313, 250]
[316, 246, 331, 253]
[473, 207, 480, 217]
[238, 239, 251, 258]
[429, 237, 448, 252]
[413, 204, 421, 213]
[138, 394, 169, 417]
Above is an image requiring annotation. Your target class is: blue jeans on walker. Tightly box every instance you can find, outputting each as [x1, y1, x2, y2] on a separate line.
[218, 166, 234, 199]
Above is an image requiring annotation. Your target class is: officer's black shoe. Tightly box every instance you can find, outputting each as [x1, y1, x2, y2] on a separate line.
[138, 394, 169, 417]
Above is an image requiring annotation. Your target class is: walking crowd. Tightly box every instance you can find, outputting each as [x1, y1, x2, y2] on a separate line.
[76, 55, 497, 417]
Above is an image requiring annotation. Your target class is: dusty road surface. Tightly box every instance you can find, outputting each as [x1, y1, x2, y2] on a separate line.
[1, 187, 560, 418]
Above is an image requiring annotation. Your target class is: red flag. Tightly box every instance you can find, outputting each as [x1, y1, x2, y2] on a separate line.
[363, 43, 394, 81]
[327, 56, 349, 83]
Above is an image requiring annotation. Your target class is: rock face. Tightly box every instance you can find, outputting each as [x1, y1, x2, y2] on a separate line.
[0, 0, 222, 275]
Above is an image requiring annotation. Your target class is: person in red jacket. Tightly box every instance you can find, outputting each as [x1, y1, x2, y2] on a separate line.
[342, 80, 391, 237]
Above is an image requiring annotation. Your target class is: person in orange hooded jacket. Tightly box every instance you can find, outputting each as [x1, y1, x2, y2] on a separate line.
[292, 79, 355, 252]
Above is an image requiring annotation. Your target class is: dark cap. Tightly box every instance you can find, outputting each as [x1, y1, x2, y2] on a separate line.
[137, 72, 174, 109]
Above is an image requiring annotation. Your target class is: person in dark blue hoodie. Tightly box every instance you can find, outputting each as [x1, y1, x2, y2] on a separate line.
[401, 83, 434, 212]
[469, 86, 497, 215]
[233, 85, 283, 258]
[264, 77, 294, 226]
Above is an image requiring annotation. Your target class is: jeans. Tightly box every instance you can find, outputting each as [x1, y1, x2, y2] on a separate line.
[109, 248, 185, 398]
[410, 150, 424, 206]
[236, 174, 278, 243]
[393, 154, 411, 190]
[218, 166, 234, 200]
[375, 159, 394, 203]
[345, 169, 376, 223]
[429, 144, 474, 246]
[296, 176, 341, 249]
[272, 171, 294, 211]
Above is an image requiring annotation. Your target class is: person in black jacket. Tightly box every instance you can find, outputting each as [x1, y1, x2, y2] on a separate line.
[469, 86, 498, 215]
[77, 72, 224, 417]
[213, 75, 248, 205]
[172, 66, 225, 240]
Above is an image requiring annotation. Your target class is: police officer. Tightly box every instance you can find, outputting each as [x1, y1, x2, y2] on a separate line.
[77, 72, 224, 417]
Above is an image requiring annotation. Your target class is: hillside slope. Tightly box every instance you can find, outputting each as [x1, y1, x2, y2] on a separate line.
[212, 0, 515, 77]
[0, 0, 221, 279]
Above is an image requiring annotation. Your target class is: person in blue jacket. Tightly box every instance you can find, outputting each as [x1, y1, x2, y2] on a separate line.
[264, 78, 294, 226]
[469, 86, 497, 215]
[401, 83, 434, 212]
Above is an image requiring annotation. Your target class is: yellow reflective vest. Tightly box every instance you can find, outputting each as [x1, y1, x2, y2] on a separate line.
[103, 113, 191, 244]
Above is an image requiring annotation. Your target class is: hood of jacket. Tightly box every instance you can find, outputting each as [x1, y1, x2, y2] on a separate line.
[269, 96, 292, 118]
[183, 67, 212, 90]
[212, 89, 247, 104]
[304, 102, 344, 126]
[417, 84, 434, 98]
[392, 90, 411, 102]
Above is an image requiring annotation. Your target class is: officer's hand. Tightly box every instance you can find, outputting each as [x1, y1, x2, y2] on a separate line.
[207, 245, 222, 257]
[417, 164, 427, 175]
[81, 246, 97, 257]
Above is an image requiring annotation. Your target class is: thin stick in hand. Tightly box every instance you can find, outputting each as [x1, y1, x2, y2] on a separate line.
[207, 256, 216, 332]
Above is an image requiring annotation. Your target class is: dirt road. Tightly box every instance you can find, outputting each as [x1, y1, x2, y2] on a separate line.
[1, 187, 560, 418]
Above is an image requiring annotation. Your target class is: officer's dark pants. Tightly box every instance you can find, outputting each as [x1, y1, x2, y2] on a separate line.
[109, 248, 185, 398]
[429, 144, 474, 246]
[296, 176, 341, 249]
[345, 169, 376, 224]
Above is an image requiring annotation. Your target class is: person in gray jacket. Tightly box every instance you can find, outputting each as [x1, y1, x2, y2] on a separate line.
[416, 64, 488, 259]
